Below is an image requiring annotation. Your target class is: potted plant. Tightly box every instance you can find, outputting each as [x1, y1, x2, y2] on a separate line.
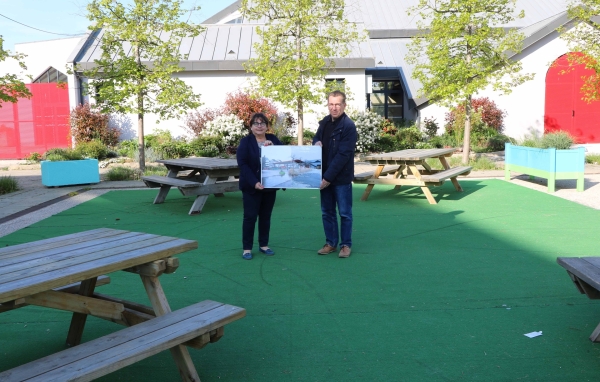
[504, 132, 585, 192]
[41, 148, 100, 187]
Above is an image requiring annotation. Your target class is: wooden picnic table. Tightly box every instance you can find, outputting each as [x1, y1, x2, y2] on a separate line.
[557, 256, 600, 342]
[0, 228, 245, 381]
[142, 157, 240, 215]
[354, 148, 472, 204]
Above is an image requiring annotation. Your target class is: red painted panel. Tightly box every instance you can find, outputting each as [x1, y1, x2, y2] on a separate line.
[0, 83, 70, 159]
[545, 53, 600, 143]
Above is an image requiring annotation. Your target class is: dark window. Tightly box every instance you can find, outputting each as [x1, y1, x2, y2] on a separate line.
[367, 79, 403, 123]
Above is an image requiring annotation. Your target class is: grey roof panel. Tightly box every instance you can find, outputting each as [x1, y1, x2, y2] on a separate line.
[179, 36, 194, 57]
[225, 25, 242, 60]
[213, 26, 230, 60]
[238, 25, 254, 60]
[188, 31, 207, 60]
[200, 27, 219, 60]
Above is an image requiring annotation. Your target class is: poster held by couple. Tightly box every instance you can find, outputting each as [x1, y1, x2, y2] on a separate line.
[260, 146, 322, 189]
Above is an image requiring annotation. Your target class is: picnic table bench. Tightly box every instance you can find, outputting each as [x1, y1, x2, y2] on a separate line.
[354, 148, 472, 204]
[142, 157, 240, 215]
[557, 256, 600, 342]
[0, 228, 246, 381]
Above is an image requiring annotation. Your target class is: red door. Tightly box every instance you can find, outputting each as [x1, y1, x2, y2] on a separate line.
[545, 53, 600, 143]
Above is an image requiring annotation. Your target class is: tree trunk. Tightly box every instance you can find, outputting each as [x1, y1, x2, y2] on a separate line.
[135, 44, 145, 171]
[297, 98, 304, 146]
[462, 95, 472, 165]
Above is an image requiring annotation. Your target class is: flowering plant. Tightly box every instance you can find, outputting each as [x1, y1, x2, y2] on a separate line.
[200, 114, 246, 146]
[349, 110, 384, 153]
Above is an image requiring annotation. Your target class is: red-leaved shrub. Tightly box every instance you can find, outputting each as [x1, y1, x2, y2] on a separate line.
[445, 97, 506, 134]
[69, 103, 119, 146]
[223, 91, 278, 129]
[184, 108, 223, 136]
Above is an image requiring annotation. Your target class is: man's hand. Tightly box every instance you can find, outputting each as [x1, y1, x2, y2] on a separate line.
[319, 179, 330, 190]
[314, 141, 322, 147]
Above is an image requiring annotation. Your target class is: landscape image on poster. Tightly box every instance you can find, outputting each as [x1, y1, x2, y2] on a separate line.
[261, 146, 322, 189]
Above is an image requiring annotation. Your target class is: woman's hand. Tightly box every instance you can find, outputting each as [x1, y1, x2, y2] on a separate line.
[264, 140, 273, 146]
[255, 182, 265, 190]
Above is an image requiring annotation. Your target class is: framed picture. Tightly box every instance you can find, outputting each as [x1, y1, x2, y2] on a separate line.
[261, 145, 322, 189]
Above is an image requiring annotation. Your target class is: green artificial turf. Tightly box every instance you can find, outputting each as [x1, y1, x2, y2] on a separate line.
[1, 179, 600, 381]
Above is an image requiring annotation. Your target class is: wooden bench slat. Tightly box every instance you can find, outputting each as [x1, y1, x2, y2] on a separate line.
[353, 165, 400, 181]
[420, 166, 472, 182]
[0, 300, 246, 382]
[142, 176, 202, 188]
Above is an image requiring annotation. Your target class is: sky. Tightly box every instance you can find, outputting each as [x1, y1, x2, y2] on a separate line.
[0, 0, 236, 52]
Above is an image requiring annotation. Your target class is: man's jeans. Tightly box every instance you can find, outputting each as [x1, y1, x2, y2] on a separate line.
[320, 183, 352, 248]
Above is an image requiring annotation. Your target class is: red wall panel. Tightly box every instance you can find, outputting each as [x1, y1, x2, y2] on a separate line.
[0, 83, 70, 159]
[545, 53, 600, 143]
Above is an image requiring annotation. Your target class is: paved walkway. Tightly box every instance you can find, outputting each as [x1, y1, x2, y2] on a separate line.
[1, 159, 600, 238]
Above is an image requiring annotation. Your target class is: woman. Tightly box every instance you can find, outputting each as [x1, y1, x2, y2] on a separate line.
[236, 112, 282, 260]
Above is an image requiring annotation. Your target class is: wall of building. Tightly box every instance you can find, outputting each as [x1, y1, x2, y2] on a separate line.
[110, 68, 367, 139]
[418, 32, 570, 140]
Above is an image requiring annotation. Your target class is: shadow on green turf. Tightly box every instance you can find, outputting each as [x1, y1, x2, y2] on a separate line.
[1, 179, 600, 381]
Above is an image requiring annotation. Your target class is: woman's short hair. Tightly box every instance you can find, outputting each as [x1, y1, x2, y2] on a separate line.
[249, 112, 269, 127]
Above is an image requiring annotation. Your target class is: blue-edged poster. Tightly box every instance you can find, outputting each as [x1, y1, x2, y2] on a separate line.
[261, 146, 322, 189]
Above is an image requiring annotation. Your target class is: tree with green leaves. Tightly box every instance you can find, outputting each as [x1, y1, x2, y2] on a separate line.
[407, 0, 533, 163]
[240, 0, 363, 145]
[561, 0, 600, 103]
[79, 0, 203, 170]
[0, 37, 32, 106]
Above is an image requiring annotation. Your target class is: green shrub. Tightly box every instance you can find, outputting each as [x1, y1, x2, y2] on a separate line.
[0, 176, 18, 194]
[43, 148, 84, 161]
[280, 136, 293, 145]
[134, 147, 162, 163]
[143, 165, 168, 176]
[75, 140, 110, 159]
[586, 154, 600, 164]
[106, 166, 137, 181]
[155, 140, 191, 159]
[145, 129, 174, 148]
[540, 131, 574, 149]
[189, 136, 223, 157]
[303, 130, 315, 139]
[425, 155, 501, 171]
[26, 152, 42, 162]
[118, 139, 138, 158]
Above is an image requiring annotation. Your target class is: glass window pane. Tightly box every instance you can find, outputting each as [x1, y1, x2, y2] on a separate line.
[388, 80, 402, 91]
[371, 106, 385, 117]
[372, 81, 386, 91]
[387, 94, 402, 105]
[370, 93, 385, 106]
[388, 105, 403, 119]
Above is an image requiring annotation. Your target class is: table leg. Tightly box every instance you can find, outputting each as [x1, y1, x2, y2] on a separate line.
[360, 165, 385, 201]
[65, 277, 98, 347]
[438, 156, 464, 192]
[408, 164, 437, 204]
[154, 185, 172, 204]
[393, 164, 406, 190]
[188, 176, 218, 215]
[141, 275, 201, 382]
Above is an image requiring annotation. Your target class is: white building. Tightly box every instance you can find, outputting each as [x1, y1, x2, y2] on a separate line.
[3, 0, 599, 153]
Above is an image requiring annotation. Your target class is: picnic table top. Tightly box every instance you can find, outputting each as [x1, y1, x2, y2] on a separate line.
[364, 148, 457, 161]
[158, 157, 239, 171]
[0, 228, 198, 303]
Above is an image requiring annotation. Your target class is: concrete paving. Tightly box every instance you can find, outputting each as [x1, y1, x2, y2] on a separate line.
[1, 159, 599, 238]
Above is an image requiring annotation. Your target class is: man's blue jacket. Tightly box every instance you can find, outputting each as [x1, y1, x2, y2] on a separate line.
[312, 113, 357, 185]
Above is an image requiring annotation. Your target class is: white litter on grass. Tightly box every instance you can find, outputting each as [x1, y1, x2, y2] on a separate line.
[524, 331, 542, 338]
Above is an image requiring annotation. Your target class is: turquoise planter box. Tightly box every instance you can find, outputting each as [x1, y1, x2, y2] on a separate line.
[41, 159, 100, 187]
[504, 143, 585, 192]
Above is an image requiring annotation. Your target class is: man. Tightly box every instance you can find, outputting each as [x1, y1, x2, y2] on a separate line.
[313, 90, 357, 258]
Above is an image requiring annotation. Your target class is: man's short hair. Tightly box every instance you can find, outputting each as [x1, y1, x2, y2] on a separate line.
[328, 90, 346, 104]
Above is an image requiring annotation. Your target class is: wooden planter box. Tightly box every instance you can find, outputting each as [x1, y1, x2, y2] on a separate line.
[504, 143, 585, 192]
[41, 159, 100, 187]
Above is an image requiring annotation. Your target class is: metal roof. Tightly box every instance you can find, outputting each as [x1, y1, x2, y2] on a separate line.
[71, 0, 576, 105]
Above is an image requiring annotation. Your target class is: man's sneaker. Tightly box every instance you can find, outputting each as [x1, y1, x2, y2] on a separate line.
[339, 246, 351, 258]
[317, 244, 337, 255]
